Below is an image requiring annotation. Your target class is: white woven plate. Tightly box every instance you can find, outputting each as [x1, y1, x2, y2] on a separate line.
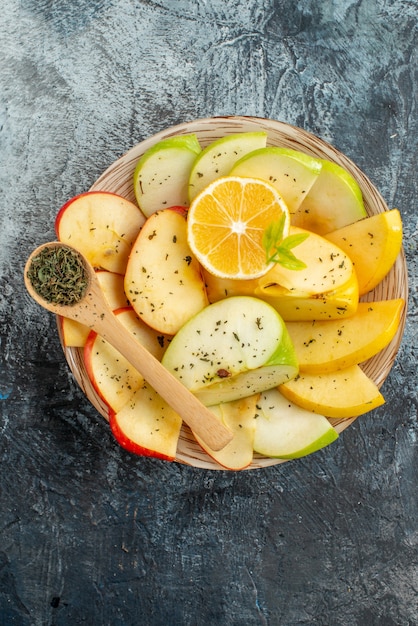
[59, 116, 408, 469]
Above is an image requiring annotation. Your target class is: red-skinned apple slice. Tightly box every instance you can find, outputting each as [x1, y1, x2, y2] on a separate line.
[124, 207, 208, 334]
[55, 191, 146, 273]
[84, 307, 170, 413]
[109, 382, 182, 461]
[61, 270, 130, 347]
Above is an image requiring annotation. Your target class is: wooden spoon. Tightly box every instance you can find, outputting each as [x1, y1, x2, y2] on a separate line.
[24, 242, 233, 451]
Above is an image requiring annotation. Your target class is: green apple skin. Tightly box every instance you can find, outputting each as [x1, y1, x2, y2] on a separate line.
[253, 388, 338, 458]
[133, 134, 202, 217]
[293, 159, 367, 235]
[188, 132, 267, 201]
[161, 296, 298, 406]
[229, 147, 322, 214]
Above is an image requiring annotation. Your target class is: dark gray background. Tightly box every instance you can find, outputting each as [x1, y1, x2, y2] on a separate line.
[1, 1, 417, 624]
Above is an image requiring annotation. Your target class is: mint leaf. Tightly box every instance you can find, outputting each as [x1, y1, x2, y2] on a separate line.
[263, 219, 309, 270]
[280, 232, 309, 251]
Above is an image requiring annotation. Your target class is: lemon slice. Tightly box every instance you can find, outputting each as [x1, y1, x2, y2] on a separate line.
[187, 176, 290, 280]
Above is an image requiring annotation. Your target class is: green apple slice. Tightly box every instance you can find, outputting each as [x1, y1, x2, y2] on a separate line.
[253, 388, 338, 458]
[229, 147, 322, 214]
[161, 296, 298, 406]
[188, 131, 267, 201]
[293, 159, 367, 235]
[133, 134, 202, 216]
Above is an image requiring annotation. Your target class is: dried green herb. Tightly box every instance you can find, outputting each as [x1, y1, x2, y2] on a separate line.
[262, 215, 309, 270]
[27, 245, 89, 305]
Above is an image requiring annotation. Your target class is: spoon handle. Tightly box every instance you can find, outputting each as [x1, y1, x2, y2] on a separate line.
[91, 308, 233, 451]
[68, 277, 231, 451]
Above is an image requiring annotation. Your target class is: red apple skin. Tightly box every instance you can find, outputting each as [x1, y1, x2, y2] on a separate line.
[166, 205, 189, 217]
[108, 408, 175, 461]
[55, 190, 146, 274]
[55, 191, 124, 235]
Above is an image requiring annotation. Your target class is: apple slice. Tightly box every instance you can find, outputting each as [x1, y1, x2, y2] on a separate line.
[286, 299, 405, 374]
[255, 274, 359, 322]
[188, 132, 267, 201]
[124, 208, 208, 335]
[253, 388, 338, 458]
[229, 147, 322, 214]
[325, 209, 403, 295]
[61, 270, 129, 347]
[56, 191, 146, 274]
[293, 159, 367, 235]
[279, 365, 385, 419]
[161, 296, 298, 406]
[193, 396, 258, 470]
[109, 382, 182, 461]
[203, 227, 359, 321]
[133, 134, 202, 217]
[84, 307, 169, 413]
[60, 316, 91, 349]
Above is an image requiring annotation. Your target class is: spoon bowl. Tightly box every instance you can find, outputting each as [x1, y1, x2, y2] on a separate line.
[25, 242, 233, 452]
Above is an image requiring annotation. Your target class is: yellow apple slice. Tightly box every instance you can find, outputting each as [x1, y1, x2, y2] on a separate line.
[229, 146, 322, 214]
[279, 365, 385, 418]
[193, 396, 258, 470]
[253, 388, 338, 459]
[286, 299, 405, 373]
[55, 191, 146, 273]
[256, 273, 359, 322]
[293, 159, 367, 235]
[109, 382, 182, 461]
[324, 209, 403, 295]
[203, 227, 359, 321]
[258, 227, 353, 293]
[188, 132, 267, 201]
[61, 270, 129, 347]
[124, 207, 208, 335]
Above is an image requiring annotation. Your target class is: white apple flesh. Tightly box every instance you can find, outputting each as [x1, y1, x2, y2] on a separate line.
[124, 208, 208, 335]
[193, 396, 258, 470]
[229, 146, 322, 214]
[109, 382, 182, 461]
[188, 131, 267, 201]
[55, 191, 146, 274]
[133, 134, 202, 217]
[294, 159, 367, 235]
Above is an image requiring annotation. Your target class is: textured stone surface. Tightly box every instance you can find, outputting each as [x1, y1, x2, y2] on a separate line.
[1, 1, 417, 624]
